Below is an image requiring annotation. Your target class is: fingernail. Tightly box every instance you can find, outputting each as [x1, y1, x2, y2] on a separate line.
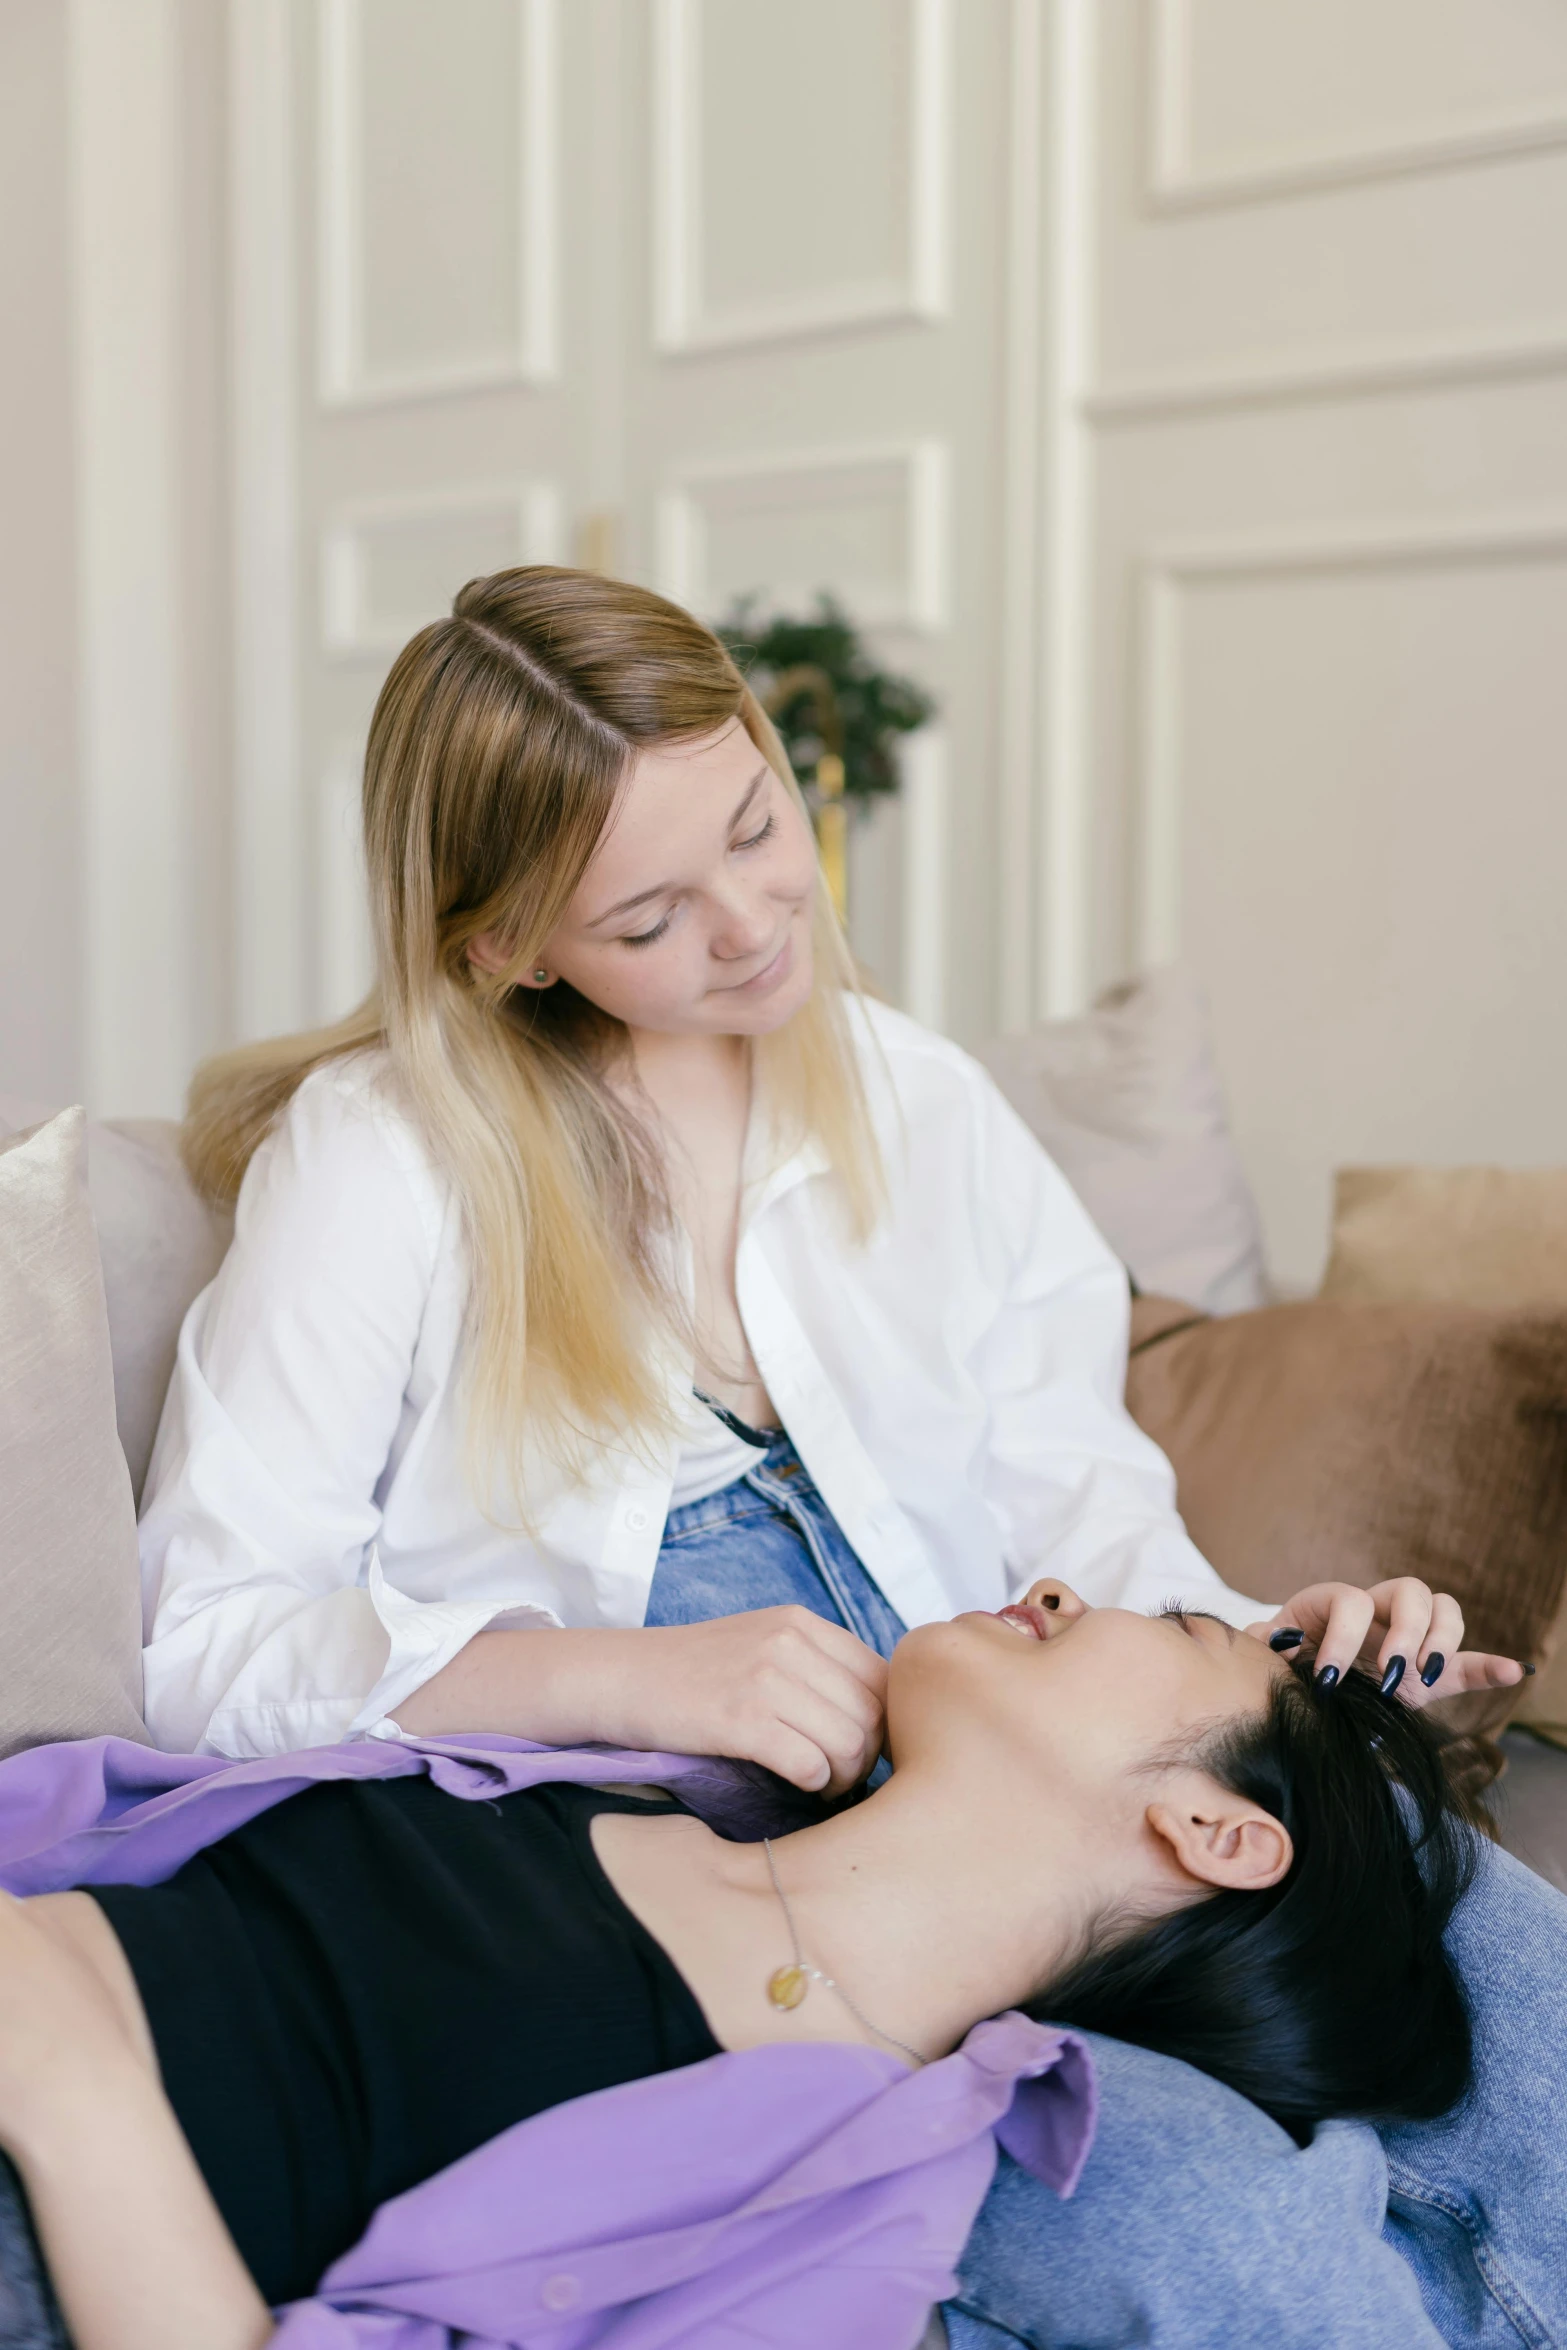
[1378, 1656, 1406, 1698]
[1314, 1664, 1341, 1693]
[1523, 1662, 1537, 1676]
[1269, 1628, 1305, 1652]
[1420, 1654, 1446, 1689]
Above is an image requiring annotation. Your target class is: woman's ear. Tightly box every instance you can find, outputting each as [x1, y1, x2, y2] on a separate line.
[467, 931, 512, 978]
[1145, 1787, 1293, 1894]
[468, 932, 553, 987]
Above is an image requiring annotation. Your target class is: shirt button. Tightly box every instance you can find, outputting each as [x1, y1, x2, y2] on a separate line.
[625, 1506, 650, 1532]
[541, 2273, 580, 2310]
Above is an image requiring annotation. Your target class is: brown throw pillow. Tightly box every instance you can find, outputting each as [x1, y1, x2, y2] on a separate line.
[1125, 1295, 1567, 1762]
[1318, 1169, 1567, 1746]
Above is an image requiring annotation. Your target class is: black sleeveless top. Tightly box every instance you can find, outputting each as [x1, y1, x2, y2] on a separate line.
[88, 1778, 720, 2305]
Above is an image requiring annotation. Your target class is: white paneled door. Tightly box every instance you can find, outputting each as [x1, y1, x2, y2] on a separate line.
[232, 0, 1036, 1046]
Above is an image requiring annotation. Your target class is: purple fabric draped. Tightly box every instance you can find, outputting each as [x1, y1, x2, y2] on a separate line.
[0, 1734, 1096, 2349]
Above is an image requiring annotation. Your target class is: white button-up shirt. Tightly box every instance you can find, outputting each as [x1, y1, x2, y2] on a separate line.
[138, 1001, 1271, 1757]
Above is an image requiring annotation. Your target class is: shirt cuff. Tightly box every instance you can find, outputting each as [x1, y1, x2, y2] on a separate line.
[347, 1552, 560, 1738]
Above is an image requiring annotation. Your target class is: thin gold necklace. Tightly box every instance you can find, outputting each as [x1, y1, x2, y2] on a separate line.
[762, 1837, 926, 2066]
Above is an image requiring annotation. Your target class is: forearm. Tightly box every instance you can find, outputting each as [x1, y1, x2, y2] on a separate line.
[8, 2058, 272, 2350]
[394, 1623, 659, 1744]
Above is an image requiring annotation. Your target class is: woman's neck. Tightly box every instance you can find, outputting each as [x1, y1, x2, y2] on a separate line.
[616, 1028, 775, 1424]
[594, 1762, 1115, 2064]
[623, 1024, 750, 1111]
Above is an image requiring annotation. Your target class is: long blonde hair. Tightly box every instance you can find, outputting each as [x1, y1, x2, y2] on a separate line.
[185, 565, 882, 1489]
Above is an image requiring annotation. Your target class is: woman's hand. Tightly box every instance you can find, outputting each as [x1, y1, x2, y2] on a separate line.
[400, 1608, 890, 1796]
[594, 1609, 890, 1795]
[1245, 1578, 1528, 1708]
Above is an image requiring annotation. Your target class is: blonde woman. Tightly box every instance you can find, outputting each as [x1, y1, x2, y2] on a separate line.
[141, 566, 1507, 1771]
[133, 568, 1556, 2350]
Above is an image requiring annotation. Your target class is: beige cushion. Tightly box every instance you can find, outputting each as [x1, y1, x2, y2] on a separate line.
[1322, 1166, 1567, 1312]
[978, 967, 1268, 1317]
[0, 1110, 147, 1754]
[1125, 1293, 1567, 1776]
[1319, 1164, 1567, 1747]
[0, 1099, 231, 1507]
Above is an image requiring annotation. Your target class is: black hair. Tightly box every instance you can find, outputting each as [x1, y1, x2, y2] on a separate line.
[1030, 1657, 1479, 2144]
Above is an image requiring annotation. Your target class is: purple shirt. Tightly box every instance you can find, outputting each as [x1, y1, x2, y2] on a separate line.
[0, 1734, 1096, 2348]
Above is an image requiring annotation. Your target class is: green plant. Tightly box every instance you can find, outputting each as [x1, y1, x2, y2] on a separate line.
[718, 596, 935, 805]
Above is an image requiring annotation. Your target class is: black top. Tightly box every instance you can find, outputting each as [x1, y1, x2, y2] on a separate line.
[89, 1779, 720, 2306]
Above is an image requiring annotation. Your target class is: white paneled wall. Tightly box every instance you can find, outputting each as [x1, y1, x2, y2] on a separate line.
[1074, 0, 1567, 1287]
[14, 0, 1567, 1298]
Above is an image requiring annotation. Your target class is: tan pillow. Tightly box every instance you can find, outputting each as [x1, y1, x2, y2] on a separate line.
[1125, 1295, 1567, 1761]
[1321, 1167, 1567, 1311]
[0, 1111, 147, 1754]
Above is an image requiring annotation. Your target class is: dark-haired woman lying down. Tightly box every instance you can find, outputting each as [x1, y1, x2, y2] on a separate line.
[0, 1585, 1550, 2349]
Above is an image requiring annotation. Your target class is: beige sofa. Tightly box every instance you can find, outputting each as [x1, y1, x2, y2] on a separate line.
[2, 968, 1563, 1886]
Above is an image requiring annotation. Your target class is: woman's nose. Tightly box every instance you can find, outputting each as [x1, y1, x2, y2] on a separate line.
[1018, 1578, 1089, 1623]
[709, 883, 777, 961]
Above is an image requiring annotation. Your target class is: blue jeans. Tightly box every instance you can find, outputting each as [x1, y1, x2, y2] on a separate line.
[646, 1447, 1567, 2350]
[647, 1436, 908, 1657]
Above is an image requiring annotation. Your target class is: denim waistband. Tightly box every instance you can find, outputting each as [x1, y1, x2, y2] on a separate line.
[662, 1435, 815, 1536]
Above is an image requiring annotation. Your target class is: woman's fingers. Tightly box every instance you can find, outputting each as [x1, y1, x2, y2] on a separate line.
[1254, 1579, 1529, 1709]
[722, 1607, 888, 1793]
[1360, 1577, 1444, 1691]
[766, 1682, 880, 1795]
[1400, 1647, 1524, 1709]
[1260, 1578, 1478, 1695]
[1412, 1589, 1466, 1691]
[1290, 1584, 1377, 1686]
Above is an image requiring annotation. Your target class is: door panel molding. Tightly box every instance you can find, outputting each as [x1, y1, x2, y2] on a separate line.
[319, 480, 566, 658]
[655, 439, 950, 630]
[1087, 324, 1567, 425]
[317, 0, 559, 408]
[1146, 0, 1567, 214]
[651, 0, 950, 354]
[1134, 512, 1567, 964]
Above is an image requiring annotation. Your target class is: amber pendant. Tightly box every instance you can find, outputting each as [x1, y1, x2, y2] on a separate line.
[767, 1964, 809, 2011]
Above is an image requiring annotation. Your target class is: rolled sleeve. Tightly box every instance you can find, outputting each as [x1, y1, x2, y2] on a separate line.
[348, 1556, 559, 1739]
[138, 1064, 497, 1755]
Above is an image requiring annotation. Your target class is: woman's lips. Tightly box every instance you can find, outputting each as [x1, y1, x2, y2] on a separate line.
[995, 1604, 1053, 1641]
[723, 932, 793, 997]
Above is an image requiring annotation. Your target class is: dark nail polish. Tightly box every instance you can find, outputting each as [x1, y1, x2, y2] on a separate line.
[1314, 1663, 1341, 1693]
[1378, 1656, 1406, 1698]
[1269, 1628, 1305, 1652]
[1420, 1654, 1446, 1688]
[1524, 1662, 1537, 1676]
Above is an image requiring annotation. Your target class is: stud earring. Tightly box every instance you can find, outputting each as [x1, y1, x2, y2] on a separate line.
[532, 967, 549, 984]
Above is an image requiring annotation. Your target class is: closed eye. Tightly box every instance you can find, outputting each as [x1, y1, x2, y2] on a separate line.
[1154, 1601, 1235, 1647]
[622, 908, 674, 948]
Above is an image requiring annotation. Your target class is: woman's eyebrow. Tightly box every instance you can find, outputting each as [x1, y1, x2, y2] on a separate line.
[584, 767, 771, 928]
